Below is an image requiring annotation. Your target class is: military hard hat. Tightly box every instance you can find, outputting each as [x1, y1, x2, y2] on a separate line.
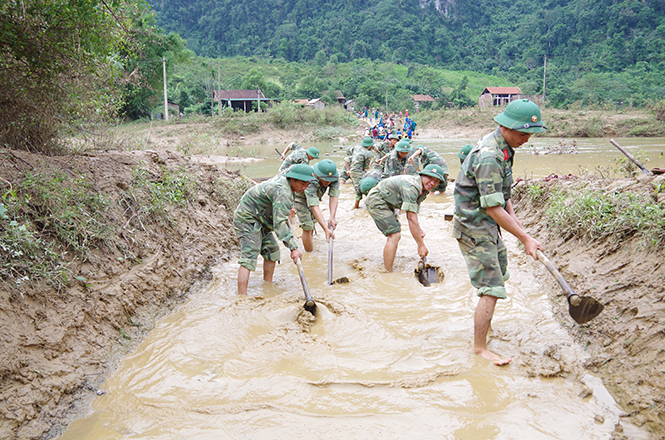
[458, 144, 474, 163]
[389, 134, 399, 140]
[360, 176, 379, 195]
[361, 136, 374, 147]
[306, 147, 320, 158]
[313, 159, 339, 182]
[395, 140, 411, 153]
[493, 99, 547, 134]
[285, 163, 316, 182]
[419, 164, 445, 182]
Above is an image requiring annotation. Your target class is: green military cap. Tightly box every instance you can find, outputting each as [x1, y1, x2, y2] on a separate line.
[419, 164, 445, 182]
[285, 163, 316, 182]
[361, 136, 374, 147]
[494, 99, 547, 134]
[313, 159, 339, 182]
[306, 147, 320, 158]
[458, 144, 474, 163]
[395, 140, 411, 153]
[360, 176, 379, 195]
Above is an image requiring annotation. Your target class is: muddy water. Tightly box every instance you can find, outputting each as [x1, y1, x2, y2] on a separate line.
[60, 147, 655, 439]
[227, 136, 665, 180]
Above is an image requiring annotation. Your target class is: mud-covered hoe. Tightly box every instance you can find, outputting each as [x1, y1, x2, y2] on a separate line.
[415, 257, 442, 287]
[295, 257, 317, 315]
[536, 250, 604, 324]
[327, 227, 349, 285]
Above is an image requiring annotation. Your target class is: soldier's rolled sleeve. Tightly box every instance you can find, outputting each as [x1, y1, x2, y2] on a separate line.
[475, 158, 506, 208]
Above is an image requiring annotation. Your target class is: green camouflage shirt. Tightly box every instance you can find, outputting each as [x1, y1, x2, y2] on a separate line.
[382, 150, 418, 179]
[453, 127, 515, 240]
[414, 147, 450, 176]
[376, 140, 393, 156]
[295, 178, 340, 207]
[370, 174, 428, 213]
[349, 145, 376, 188]
[279, 148, 310, 172]
[233, 176, 299, 250]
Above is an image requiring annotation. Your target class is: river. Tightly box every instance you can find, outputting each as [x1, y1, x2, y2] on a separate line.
[59, 137, 663, 439]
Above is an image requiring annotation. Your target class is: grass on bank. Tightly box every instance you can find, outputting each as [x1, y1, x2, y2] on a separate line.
[521, 180, 665, 249]
[0, 162, 253, 295]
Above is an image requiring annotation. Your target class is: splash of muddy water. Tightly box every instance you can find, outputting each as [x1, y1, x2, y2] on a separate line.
[61, 138, 662, 439]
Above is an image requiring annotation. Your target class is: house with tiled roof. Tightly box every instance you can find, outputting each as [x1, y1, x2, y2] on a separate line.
[478, 87, 524, 108]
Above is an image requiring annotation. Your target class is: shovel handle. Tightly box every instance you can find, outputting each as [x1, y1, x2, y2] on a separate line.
[327, 227, 334, 285]
[610, 139, 650, 175]
[536, 250, 581, 305]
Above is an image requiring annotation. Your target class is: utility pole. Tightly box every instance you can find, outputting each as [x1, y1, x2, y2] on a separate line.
[162, 57, 168, 122]
[542, 55, 547, 104]
[385, 90, 388, 111]
[218, 60, 221, 116]
[257, 89, 260, 113]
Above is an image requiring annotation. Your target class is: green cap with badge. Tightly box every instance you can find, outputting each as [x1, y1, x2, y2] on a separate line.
[493, 99, 547, 134]
[419, 164, 445, 182]
[313, 159, 339, 182]
[285, 163, 316, 182]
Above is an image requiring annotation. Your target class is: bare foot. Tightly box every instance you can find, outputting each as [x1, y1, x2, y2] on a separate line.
[476, 348, 511, 366]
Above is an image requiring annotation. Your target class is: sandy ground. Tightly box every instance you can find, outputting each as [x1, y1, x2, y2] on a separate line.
[0, 117, 663, 439]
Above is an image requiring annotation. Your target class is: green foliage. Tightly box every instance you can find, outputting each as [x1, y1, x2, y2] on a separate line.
[125, 166, 193, 227]
[147, 0, 665, 112]
[212, 176, 254, 211]
[544, 187, 665, 248]
[0, 0, 128, 153]
[0, 193, 69, 293]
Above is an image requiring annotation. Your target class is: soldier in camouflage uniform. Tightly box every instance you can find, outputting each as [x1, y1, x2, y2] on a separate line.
[457, 144, 474, 165]
[339, 145, 354, 182]
[375, 133, 399, 157]
[381, 140, 418, 179]
[408, 145, 450, 192]
[293, 159, 340, 252]
[359, 167, 383, 196]
[350, 136, 378, 209]
[233, 164, 315, 295]
[366, 164, 446, 272]
[453, 99, 546, 365]
[278, 145, 319, 172]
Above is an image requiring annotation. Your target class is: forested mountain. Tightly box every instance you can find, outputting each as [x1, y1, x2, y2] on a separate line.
[150, 0, 665, 78]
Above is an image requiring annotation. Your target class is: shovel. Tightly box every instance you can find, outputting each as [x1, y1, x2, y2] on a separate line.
[536, 250, 604, 324]
[295, 257, 317, 315]
[415, 257, 440, 287]
[610, 139, 651, 175]
[327, 227, 350, 285]
[287, 219, 316, 315]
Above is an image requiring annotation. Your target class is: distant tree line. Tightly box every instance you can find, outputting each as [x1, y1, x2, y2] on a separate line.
[150, 0, 665, 108]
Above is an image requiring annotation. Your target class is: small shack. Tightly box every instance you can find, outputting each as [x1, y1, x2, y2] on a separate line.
[344, 99, 355, 111]
[212, 89, 271, 112]
[309, 98, 325, 110]
[478, 87, 523, 108]
[411, 94, 435, 111]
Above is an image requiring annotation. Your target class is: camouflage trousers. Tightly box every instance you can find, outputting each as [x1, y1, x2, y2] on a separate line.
[293, 195, 316, 231]
[454, 228, 509, 299]
[232, 217, 281, 271]
[366, 190, 401, 236]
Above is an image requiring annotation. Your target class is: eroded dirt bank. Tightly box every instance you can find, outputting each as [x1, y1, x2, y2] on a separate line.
[0, 149, 244, 439]
[513, 175, 665, 438]
[1, 147, 664, 439]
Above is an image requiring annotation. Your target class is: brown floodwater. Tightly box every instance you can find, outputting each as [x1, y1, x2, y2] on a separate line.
[59, 137, 663, 440]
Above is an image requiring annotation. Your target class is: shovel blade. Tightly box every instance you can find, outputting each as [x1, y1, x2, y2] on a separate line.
[304, 299, 317, 315]
[415, 261, 443, 287]
[569, 297, 604, 324]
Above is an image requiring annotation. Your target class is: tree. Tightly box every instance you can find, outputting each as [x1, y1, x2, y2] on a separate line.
[0, 0, 128, 153]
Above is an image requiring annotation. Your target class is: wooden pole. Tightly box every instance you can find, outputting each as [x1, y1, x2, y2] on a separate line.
[542, 55, 547, 104]
[218, 61, 221, 116]
[162, 57, 168, 122]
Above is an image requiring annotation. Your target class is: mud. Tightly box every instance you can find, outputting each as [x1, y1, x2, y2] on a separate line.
[0, 140, 663, 438]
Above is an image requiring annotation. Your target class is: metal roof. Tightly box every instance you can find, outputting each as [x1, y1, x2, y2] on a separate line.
[482, 87, 523, 95]
[213, 89, 268, 100]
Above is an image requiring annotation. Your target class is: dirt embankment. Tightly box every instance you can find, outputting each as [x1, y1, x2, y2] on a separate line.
[0, 149, 242, 439]
[513, 175, 665, 438]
